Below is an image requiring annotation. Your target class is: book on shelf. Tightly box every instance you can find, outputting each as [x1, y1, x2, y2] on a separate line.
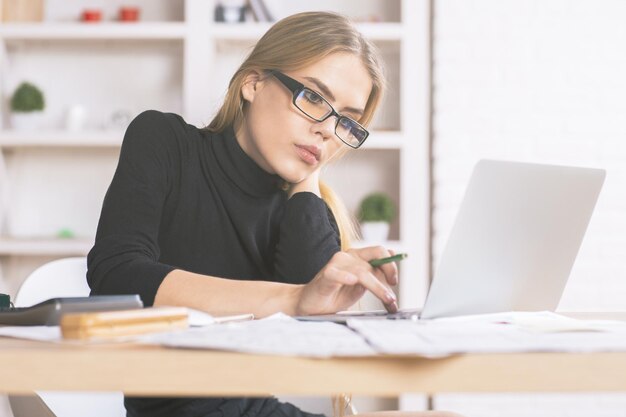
[1, 0, 44, 22]
[246, 0, 273, 22]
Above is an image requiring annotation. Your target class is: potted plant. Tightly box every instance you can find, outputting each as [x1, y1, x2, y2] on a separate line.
[10, 82, 45, 130]
[358, 192, 396, 242]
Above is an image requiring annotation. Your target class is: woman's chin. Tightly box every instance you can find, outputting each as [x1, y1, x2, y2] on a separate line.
[274, 165, 310, 184]
[280, 173, 308, 184]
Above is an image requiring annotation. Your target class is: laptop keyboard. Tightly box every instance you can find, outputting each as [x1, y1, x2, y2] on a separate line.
[385, 309, 421, 320]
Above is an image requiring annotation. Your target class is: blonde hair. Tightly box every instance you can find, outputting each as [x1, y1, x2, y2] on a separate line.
[205, 11, 386, 251]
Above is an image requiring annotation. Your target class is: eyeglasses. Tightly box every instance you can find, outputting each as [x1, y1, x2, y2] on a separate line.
[269, 70, 369, 149]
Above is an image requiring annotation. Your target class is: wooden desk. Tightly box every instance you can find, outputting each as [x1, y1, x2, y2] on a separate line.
[1, 334, 626, 396]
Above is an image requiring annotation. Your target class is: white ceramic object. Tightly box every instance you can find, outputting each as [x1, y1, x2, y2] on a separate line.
[10, 112, 44, 131]
[65, 105, 86, 131]
[360, 221, 390, 243]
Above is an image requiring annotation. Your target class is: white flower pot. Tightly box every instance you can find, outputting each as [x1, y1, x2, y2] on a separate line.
[360, 221, 390, 243]
[10, 112, 44, 131]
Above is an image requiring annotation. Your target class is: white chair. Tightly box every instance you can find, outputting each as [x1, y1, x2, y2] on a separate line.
[9, 257, 126, 417]
[10, 258, 331, 417]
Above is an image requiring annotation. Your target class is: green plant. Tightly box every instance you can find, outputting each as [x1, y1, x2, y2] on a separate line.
[358, 192, 396, 223]
[10, 82, 45, 113]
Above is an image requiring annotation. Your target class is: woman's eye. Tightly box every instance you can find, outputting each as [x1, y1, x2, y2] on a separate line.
[303, 90, 323, 104]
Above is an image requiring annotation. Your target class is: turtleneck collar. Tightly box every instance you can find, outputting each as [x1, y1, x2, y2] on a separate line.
[210, 125, 286, 197]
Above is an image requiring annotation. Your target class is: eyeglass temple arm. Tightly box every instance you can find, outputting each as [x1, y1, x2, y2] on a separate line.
[269, 70, 304, 94]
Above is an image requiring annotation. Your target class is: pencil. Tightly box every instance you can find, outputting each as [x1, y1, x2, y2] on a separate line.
[369, 253, 408, 267]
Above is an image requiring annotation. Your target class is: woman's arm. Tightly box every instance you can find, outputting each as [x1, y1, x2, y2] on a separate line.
[88, 110, 180, 305]
[273, 192, 341, 284]
[154, 245, 398, 318]
[154, 269, 302, 317]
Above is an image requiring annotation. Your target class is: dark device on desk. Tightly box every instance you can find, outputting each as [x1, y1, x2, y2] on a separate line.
[0, 295, 143, 326]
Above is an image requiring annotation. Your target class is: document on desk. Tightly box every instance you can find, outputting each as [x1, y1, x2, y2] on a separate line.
[0, 325, 61, 342]
[347, 312, 626, 357]
[146, 313, 377, 358]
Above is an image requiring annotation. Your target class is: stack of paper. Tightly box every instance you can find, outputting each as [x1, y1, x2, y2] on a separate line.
[3, 311, 626, 359]
[145, 313, 377, 358]
[347, 311, 626, 357]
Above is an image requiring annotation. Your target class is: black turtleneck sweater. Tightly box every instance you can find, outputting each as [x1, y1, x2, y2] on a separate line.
[87, 110, 340, 417]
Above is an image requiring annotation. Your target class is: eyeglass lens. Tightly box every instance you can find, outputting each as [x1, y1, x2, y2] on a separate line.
[294, 89, 367, 147]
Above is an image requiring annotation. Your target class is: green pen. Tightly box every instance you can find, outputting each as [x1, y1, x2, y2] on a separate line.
[369, 253, 408, 267]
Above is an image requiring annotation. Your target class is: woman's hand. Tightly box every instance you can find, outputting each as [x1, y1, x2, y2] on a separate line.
[294, 246, 399, 316]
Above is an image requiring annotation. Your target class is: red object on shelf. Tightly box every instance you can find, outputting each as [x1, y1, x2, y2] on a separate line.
[119, 7, 140, 22]
[81, 9, 102, 22]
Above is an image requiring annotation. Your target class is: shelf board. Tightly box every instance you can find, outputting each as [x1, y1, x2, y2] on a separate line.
[0, 22, 402, 42]
[0, 22, 187, 40]
[0, 130, 124, 148]
[362, 131, 404, 149]
[212, 22, 402, 42]
[0, 237, 93, 256]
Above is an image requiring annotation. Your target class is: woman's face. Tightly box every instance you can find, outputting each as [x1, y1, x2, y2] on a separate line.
[237, 52, 372, 184]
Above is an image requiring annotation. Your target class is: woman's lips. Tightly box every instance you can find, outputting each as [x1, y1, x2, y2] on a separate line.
[295, 145, 320, 166]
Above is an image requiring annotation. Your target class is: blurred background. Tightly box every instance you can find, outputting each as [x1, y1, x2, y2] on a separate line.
[1, 0, 626, 416]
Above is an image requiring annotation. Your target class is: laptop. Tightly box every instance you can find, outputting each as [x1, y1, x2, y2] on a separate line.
[298, 159, 606, 322]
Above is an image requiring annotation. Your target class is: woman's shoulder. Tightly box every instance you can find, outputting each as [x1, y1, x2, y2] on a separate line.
[123, 109, 210, 150]
[128, 109, 191, 137]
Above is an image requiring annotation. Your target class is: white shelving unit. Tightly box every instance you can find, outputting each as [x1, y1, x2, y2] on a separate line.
[0, 1, 431, 414]
[0, 0, 431, 311]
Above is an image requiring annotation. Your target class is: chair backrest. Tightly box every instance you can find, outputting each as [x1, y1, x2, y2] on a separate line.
[11, 257, 126, 417]
[15, 257, 89, 307]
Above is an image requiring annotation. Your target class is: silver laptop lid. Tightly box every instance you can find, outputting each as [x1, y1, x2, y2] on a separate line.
[420, 160, 605, 319]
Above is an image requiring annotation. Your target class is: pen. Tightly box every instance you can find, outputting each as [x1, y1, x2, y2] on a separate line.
[369, 253, 408, 267]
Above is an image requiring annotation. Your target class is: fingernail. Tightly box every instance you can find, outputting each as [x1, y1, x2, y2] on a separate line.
[386, 291, 396, 303]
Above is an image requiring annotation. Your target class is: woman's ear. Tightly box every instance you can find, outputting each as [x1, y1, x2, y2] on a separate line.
[241, 70, 263, 104]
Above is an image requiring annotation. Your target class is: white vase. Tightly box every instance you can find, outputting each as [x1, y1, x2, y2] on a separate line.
[10, 112, 44, 131]
[360, 221, 390, 243]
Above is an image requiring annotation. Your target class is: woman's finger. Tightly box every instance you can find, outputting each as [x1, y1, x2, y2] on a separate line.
[350, 246, 398, 286]
[325, 266, 358, 286]
[354, 268, 398, 313]
[373, 259, 399, 287]
[351, 245, 389, 261]
[371, 264, 398, 287]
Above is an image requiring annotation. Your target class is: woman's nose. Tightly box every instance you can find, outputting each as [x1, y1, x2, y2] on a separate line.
[313, 116, 337, 141]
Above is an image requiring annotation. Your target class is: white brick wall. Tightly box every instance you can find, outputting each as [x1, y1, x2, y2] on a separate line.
[432, 0, 626, 311]
[432, 0, 626, 415]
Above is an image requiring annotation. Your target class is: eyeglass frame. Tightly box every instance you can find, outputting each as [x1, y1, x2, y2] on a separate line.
[267, 70, 370, 149]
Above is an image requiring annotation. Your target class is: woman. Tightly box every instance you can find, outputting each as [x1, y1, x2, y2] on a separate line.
[87, 11, 463, 417]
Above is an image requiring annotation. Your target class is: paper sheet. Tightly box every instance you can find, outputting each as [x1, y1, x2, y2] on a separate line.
[2, 311, 626, 359]
[0, 326, 61, 341]
[348, 312, 626, 357]
[145, 313, 377, 357]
